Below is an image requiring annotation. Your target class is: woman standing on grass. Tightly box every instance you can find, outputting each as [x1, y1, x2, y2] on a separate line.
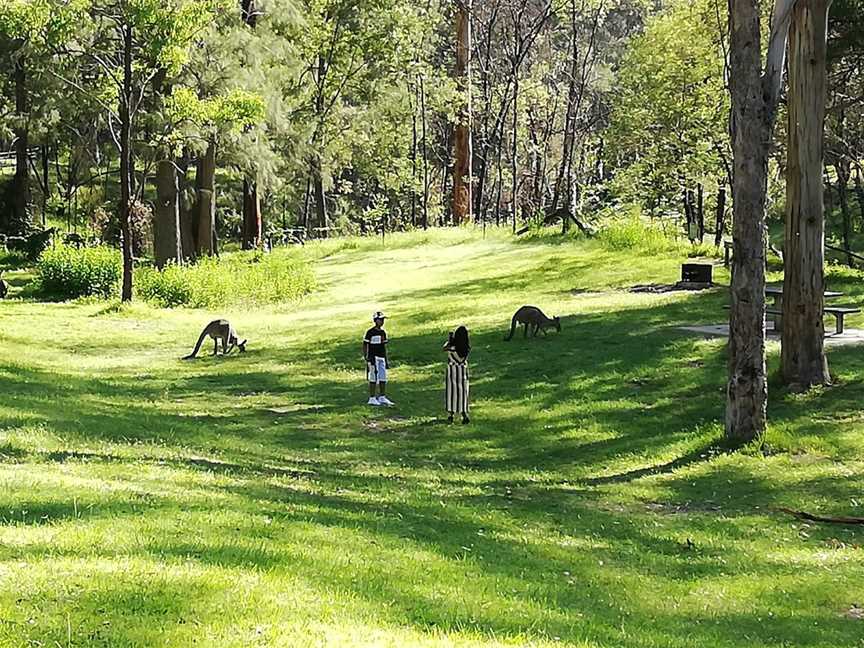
[443, 326, 471, 424]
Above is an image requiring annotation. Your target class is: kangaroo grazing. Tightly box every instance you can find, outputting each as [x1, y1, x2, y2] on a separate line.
[505, 306, 561, 340]
[184, 319, 247, 359]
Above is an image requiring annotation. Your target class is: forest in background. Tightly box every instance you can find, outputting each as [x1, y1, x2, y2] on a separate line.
[0, 0, 862, 266]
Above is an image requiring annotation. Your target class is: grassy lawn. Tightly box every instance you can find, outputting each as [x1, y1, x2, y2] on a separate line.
[0, 229, 862, 647]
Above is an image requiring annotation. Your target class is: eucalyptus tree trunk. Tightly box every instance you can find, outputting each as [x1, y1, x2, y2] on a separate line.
[119, 23, 134, 302]
[781, 0, 832, 389]
[178, 155, 196, 259]
[835, 160, 853, 266]
[240, 0, 262, 248]
[551, 0, 581, 218]
[154, 159, 182, 268]
[40, 144, 50, 227]
[714, 186, 727, 247]
[196, 142, 217, 256]
[309, 50, 328, 237]
[409, 80, 418, 227]
[452, 0, 472, 225]
[420, 74, 430, 231]
[241, 179, 262, 250]
[511, 67, 518, 234]
[854, 166, 864, 225]
[6, 53, 31, 235]
[310, 154, 327, 236]
[726, 0, 793, 443]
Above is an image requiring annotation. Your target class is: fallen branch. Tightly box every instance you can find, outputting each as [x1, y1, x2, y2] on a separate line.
[775, 507, 864, 525]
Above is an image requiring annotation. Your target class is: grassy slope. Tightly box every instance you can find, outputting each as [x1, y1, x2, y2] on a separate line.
[0, 229, 862, 648]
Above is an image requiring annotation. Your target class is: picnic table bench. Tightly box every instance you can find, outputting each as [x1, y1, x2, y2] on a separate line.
[725, 285, 860, 334]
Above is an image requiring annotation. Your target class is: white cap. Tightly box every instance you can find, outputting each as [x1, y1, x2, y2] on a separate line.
[372, 311, 386, 321]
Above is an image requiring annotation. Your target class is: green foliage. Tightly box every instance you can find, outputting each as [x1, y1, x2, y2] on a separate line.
[0, 0, 87, 46]
[36, 245, 121, 298]
[606, 0, 729, 214]
[122, 0, 228, 74]
[598, 216, 677, 255]
[167, 87, 266, 133]
[136, 251, 317, 308]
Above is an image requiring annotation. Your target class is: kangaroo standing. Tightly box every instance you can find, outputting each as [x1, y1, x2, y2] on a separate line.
[504, 306, 561, 340]
[184, 319, 247, 359]
[0, 272, 7, 299]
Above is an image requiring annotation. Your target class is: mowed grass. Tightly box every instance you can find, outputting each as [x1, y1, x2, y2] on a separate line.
[0, 229, 863, 647]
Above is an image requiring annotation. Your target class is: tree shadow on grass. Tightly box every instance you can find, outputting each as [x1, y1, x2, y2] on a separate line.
[0, 283, 811, 476]
[3, 264, 864, 645]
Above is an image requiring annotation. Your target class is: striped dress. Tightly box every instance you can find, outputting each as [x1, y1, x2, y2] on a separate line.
[445, 348, 469, 415]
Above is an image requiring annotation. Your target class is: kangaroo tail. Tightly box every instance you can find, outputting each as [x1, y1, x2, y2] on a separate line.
[183, 329, 208, 359]
[504, 315, 517, 341]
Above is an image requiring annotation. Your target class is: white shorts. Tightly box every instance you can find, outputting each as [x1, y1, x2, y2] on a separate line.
[367, 356, 387, 383]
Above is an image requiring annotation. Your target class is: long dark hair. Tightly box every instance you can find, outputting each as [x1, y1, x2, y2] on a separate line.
[452, 326, 470, 358]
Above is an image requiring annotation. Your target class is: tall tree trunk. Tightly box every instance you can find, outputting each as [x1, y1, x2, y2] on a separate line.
[854, 165, 864, 226]
[196, 142, 217, 256]
[410, 79, 418, 228]
[6, 53, 31, 234]
[301, 174, 312, 230]
[697, 183, 705, 243]
[452, 0, 472, 225]
[240, 0, 262, 249]
[835, 160, 853, 266]
[153, 159, 182, 268]
[310, 155, 327, 236]
[714, 185, 727, 247]
[726, 0, 789, 443]
[40, 145, 50, 227]
[241, 179, 262, 249]
[529, 121, 542, 217]
[495, 135, 504, 226]
[310, 49, 328, 238]
[119, 23, 134, 302]
[420, 74, 430, 230]
[781, 0, 831, 389]
[511, 66, 519, 234]
[683, 189, 695, 241]
[551, 0, 580, 217]
[178, 155, 195, 259]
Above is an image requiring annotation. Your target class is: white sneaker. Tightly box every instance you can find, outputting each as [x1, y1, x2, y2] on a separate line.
[367, 396, 381, 406]
[377, 396, 395, 407]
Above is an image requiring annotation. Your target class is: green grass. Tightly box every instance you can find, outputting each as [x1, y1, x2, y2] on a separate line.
[0, 228, 862, 647]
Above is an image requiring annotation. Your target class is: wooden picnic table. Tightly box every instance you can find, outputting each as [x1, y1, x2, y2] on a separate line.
[764, 285, 852, 333]
[725, 285, 855, 334]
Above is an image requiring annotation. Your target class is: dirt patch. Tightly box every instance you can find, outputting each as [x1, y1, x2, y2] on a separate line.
[630, 282, 715, 293]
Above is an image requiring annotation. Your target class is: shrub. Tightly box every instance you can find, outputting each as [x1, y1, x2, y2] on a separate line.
[37, 245, 122, 298]
[598, 217, 677, 255]
[136, 250, 317, 308]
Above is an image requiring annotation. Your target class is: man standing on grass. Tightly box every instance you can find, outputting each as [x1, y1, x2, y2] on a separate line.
[363, 311, 394, 406]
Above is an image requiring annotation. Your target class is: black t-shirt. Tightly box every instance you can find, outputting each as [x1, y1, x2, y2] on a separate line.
[364, 327, 388, 360]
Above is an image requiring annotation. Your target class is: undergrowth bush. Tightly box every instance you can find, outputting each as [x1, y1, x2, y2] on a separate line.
[36, 245, 121, 298]
[137, 251, 317, 308]
[598, 218, 677, 255]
